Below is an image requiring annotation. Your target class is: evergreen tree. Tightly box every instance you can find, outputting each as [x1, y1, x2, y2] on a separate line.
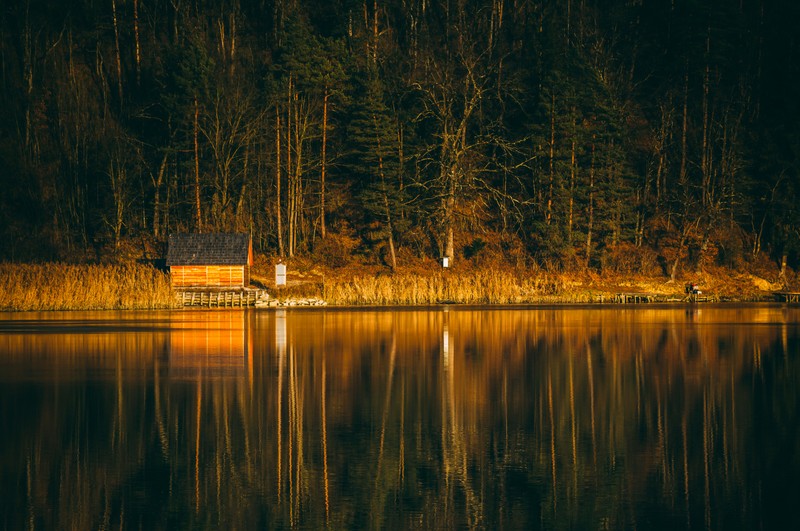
[345, 69, 407, 269]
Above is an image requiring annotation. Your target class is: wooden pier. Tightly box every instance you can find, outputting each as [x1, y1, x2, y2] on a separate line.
[774, 292, 800, 303]
[614, 292, 657, 304]
[177, 288, 268, 308]
[613, 292, 713, 304]
[684, 293, 711, 303]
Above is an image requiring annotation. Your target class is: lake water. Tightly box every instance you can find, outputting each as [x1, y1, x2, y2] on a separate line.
[0, 306, 798, 530]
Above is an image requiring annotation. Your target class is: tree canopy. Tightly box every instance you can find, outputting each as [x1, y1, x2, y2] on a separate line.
[0, 0, 797, 275]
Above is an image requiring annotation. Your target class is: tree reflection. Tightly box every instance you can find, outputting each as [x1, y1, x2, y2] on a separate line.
[0, 307, 798, 529]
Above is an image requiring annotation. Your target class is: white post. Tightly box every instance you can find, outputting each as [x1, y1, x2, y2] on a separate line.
[275, 262, 287, 287]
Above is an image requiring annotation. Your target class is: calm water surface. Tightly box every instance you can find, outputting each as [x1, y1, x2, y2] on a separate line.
[0, 306, 798, 530]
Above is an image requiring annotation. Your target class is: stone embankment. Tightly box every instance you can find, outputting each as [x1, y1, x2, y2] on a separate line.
[255, 297, 327, 308]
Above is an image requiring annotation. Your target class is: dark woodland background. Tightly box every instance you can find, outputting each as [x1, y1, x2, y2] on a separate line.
[1, 0, 798, 277]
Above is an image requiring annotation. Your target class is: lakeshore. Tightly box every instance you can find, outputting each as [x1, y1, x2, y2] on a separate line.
[0, 259, 794, 312]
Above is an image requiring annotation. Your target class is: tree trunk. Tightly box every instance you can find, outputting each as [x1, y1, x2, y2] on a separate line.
[445, 169, 455, 264]
[194, 97, 202, 232]
[133, 0, 141, 86]
[568, 137, 575, 244]
[229, 13, 236, 77]
[547, 92, 555, 225]
[275, 105, 284, 256]
[236, 143, 249, 231]
[585, 141, 595, 269]
[111, 0, 123, 106]
[373, 113, 396, 270]
[670, 236, 685, 282]
[292, 95, 303, 256]
[320, 90, 329, 239]
[779, 253, 788, 286]
[286, 78, 293, 256]
[152, 153, 168, 238]
[108, 153, 127, 252]
[171, 0, 181, 42]
[372, 0, 379, 65]
[397, 122, 405, 220]
[701, 28, 711, 207]
[679, 68, 689, 193]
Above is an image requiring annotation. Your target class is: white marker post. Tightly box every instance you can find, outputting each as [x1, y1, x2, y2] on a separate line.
[275, 262, 287, 287]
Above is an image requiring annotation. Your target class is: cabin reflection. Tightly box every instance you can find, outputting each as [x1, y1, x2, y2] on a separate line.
[167, 310, 252, 378]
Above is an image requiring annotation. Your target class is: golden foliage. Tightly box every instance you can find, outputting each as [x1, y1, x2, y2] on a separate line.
[0, 262, 177, 311]
[323, 269, 594, 305]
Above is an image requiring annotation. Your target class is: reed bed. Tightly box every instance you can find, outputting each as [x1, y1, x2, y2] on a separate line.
[323, 269, 599, 305]
[0, 262, 177, 311]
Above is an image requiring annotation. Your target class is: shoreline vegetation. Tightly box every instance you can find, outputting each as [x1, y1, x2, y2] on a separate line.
[0, 258, 791, 312]
[0, 263, 175, 312]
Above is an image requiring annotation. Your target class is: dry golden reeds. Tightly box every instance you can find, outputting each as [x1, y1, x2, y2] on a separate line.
[0, 262, 177, 311]
[322, 269, 599, 305]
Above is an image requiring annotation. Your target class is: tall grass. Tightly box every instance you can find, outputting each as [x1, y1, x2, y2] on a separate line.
[0, 263, 177, 311]
[323, 269, 598, 305]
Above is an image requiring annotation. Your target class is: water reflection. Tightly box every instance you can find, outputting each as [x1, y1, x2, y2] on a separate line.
[0, 307, 798, 530]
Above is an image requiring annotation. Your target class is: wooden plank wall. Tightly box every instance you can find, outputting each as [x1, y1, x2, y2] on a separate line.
[171, 265, 245, 287]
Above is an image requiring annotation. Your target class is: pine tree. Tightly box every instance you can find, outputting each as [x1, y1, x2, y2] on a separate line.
[345, 69, 407, 269]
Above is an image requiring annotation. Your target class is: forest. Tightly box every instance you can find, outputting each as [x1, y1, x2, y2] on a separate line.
[1, 0, 798, 280]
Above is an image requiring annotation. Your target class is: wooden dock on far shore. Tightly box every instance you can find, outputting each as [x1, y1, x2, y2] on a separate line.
[613, 292, 714, 304]
[774, 292, 800, 303]
[614, 292, 658, 304]
[177, 288, 268, 308]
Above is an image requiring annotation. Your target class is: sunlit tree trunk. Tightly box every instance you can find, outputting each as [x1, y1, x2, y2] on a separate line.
[286, 79, 293, 255]
[547, 93, 555, 225]
[585, 141, 595, 268]
[291, 91, 302, 256]
[275, 106, 284, 256]
[320, 90, 329, 239]
[194, 96, 203, 232]
[444, 168, 455, 264]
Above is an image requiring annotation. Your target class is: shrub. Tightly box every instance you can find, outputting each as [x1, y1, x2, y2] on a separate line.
[603, 243, 661, 276]
[313, 232, 360, 268]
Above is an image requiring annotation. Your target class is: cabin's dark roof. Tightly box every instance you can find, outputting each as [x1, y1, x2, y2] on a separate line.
[166, 233, 251, 266]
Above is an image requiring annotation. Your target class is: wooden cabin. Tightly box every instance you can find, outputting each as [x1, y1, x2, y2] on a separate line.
[167, 233, 253, 288]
